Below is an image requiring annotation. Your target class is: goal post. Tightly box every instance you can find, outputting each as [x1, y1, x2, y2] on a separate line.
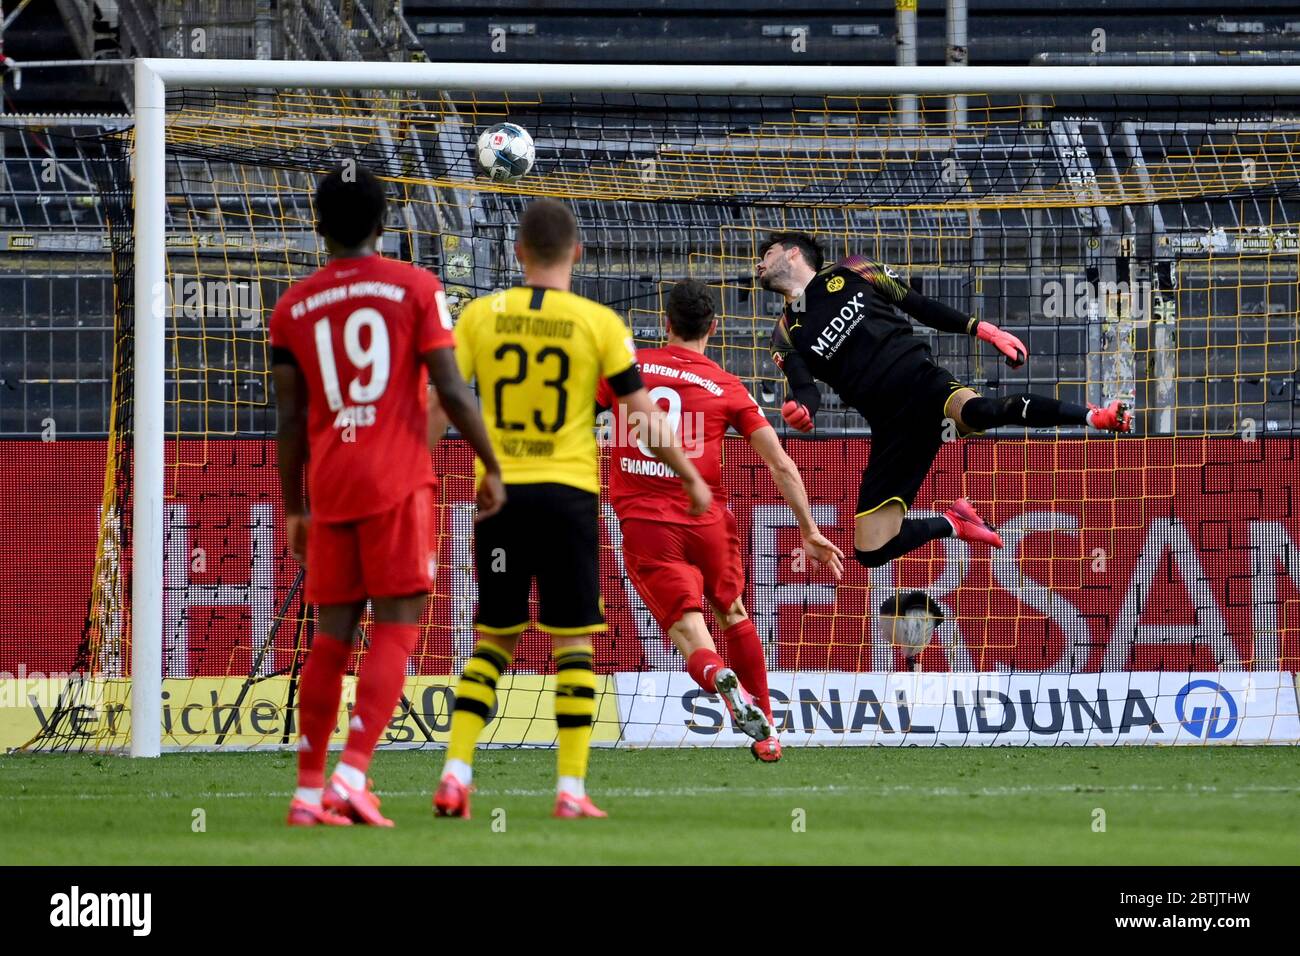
[108, 60, 1300, 756]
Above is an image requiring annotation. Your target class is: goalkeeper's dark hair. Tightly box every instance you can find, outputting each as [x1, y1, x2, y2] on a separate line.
[315, 164, 387, 247]
[759, 231, 825, 271]
[666, 279, 716, 340]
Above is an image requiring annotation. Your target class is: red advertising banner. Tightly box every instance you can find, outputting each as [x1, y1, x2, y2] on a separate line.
[5, 436, 1298, 676]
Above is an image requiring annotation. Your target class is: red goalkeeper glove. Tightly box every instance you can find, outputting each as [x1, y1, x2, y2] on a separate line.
[976, 322, 1027, 368]
[782, 400, 814, 433]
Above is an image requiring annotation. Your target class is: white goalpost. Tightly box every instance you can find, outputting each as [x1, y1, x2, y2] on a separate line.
[129, 59, 1300, 757]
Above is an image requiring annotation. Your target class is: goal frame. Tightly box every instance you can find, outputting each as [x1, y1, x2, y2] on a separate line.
[129, 58, 1300, 756]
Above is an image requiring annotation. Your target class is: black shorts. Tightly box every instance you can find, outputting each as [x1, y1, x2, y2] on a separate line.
[473, 482, 605, 637]
[856, 361, 975, 517]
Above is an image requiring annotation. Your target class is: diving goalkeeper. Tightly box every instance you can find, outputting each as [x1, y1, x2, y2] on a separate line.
[759, 231, 1131, 570]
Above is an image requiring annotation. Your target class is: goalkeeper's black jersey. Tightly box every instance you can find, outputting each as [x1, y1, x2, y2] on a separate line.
[769, 256, 978, 423]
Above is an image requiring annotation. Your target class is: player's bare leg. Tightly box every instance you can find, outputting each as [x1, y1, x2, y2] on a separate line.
[668, 611, 770, 743]
[711, 598, 781, 762]
[854, 501, 906, 554]
[288, 600, 364, 827]
[322, 593, 425, 827]
[854, 477, 1002, 566]
[436, 631, 518, 819]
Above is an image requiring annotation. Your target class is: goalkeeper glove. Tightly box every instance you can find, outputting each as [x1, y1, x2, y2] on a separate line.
[782, 400, 814, 433]
[976, 322, 1027, 368]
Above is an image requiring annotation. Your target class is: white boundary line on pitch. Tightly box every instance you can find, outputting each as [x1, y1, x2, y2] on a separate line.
[2, 783, 1298, 801]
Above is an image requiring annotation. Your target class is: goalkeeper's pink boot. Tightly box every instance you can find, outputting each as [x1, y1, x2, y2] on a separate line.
[324, 773, 393, 827]
[286, 798, 352, 827]
[433, 775, 473, 819]
[1087, 400, 1133, 433]
[715, 668, 771, 743]
[553, 792, 607, 819]
[751, 736, 782, 763]
[943, 498, 1004, 550]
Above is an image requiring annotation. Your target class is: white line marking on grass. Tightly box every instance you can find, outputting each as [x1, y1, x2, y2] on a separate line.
[2, 783, 1297, 802]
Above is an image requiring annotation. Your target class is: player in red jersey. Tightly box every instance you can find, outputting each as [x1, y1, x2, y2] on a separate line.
[271, 166, 504, 827]
[598, 280, 844, 762]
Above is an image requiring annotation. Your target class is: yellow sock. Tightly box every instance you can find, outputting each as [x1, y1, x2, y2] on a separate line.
[553, 644, 596, 781]
[447, 639, 511, 766]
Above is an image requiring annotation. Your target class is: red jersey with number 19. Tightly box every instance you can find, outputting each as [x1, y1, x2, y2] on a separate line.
[268, 254, 454, 523]
[597, 344, 770, 525]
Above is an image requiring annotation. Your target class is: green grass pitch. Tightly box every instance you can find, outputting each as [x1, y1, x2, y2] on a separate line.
[2, 748, 1297, 865]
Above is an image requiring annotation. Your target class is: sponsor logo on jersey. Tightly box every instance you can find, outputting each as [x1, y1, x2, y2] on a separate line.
[810, 291, 867, 359]
[826, 275, 845, 292]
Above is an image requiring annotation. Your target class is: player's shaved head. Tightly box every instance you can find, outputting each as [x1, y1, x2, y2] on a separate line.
[666, 279, 716, 341]
[315, 164, 387, 248]
[758, 232, 824, 272]
[518, 198, 578, 266]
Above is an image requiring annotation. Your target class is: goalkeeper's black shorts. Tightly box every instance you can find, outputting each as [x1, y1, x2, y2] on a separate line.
[855, 360, 977, 518]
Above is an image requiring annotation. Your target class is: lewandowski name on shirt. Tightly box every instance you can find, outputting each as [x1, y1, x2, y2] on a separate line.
[289, 280, 408, 318]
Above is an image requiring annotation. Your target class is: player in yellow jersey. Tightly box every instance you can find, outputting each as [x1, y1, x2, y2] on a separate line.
[433, 198, 711, 819]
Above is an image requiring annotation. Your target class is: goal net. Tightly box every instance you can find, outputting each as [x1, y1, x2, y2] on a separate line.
[23, 64, 1300, 753]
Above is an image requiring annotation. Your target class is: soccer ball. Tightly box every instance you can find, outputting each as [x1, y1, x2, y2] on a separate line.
[879, 591, 945, 658]
[476, 122, 535, 182]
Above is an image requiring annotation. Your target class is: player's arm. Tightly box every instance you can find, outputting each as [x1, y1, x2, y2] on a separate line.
[427, 385, 448, 450]
[900, 289, 1026, 368]
[770, 314, 820, 433]
[422, 346, 505, 520]
[844, 256, 1026, 367]
[747, 425, 843, 578]
[593, 376, 613, 418]
[271, 347, 310, 564]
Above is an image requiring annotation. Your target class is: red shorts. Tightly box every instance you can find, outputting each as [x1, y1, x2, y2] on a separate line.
[619, 510, 745, 631]
[305, 484, 438, 605]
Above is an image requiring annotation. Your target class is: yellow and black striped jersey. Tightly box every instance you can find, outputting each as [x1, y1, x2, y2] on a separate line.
[455, 285, 639, 493]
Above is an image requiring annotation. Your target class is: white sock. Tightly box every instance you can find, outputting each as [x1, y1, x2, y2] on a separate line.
[443, 758, 473, 787]
[333, 761, 366, 791]
[944, 514, 959, 535]
[1085, 408, 1096, 428]
[558, 775, 585, 799]
[294, 786, 323, 806]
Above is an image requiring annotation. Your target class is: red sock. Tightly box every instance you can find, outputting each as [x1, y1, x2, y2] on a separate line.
[723, 620, 771, 720]
[296, 633, 351, 789]
[340, 622, 419, 774]
[686, 647, 725, 694]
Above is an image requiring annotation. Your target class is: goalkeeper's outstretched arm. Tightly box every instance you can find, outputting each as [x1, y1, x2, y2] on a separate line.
[843, 255, 1027, 367]
[897, 291, 1027, 368]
